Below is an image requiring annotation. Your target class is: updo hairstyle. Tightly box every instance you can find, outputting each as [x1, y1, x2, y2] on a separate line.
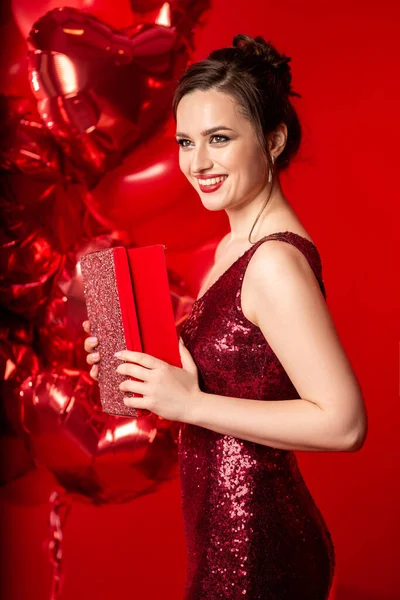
[172, 34, 302, 242]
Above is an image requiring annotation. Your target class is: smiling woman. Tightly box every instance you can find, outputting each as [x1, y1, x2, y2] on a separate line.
[84, 32, 367, 600]
[171, 33, 366, 600]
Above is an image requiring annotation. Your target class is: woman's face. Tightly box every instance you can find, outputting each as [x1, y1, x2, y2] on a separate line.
[175, 89, 269, 211]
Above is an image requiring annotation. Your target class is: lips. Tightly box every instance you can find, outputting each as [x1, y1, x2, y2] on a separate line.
[196, 174, 228, 193]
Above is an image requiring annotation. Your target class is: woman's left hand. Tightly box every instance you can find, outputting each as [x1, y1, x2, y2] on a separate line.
[116, 338, 201, 422]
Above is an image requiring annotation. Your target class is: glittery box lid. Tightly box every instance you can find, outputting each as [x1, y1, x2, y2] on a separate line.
[80, 245, 181, 418]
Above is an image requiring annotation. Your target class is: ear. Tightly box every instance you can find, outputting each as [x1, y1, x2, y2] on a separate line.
[268, 122, 287, 157]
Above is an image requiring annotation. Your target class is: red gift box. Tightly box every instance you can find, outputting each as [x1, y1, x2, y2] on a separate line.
[80, 244, 181, 418]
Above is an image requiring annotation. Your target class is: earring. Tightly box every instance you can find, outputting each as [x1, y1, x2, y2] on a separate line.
[268, 155, 275, 184]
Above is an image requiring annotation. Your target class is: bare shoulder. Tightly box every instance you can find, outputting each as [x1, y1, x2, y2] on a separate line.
[241, 239, 318, 326]
[250, 238, 314, 271]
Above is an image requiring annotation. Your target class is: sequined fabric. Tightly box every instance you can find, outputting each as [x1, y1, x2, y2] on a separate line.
[179, 232, 335, 600]
[80, 248, 140, 418]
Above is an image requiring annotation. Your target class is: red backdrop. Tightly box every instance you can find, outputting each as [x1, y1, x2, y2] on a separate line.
[1, 0, 399, 599]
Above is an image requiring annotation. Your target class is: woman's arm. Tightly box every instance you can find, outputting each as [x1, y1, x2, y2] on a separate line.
[185, 241, 368, 452]
[186, 392, 363, 451]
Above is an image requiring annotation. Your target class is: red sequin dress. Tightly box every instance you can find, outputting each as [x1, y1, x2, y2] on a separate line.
[178, 231, 336, 600]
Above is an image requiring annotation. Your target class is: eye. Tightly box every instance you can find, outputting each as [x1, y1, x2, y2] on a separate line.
[210, 134, 230, 144]
[176, 138, 192, 148]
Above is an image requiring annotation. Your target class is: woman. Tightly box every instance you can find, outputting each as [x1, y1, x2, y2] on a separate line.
[83, 34, 367, 599]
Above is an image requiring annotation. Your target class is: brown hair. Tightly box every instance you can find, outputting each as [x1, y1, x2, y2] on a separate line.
[172, 34, 302, 242]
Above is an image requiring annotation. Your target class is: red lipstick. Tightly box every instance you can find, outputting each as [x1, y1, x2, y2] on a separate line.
[196, 175, 228, 194]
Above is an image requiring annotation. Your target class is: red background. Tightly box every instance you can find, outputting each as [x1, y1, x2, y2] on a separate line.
[1, 0, 399, 599]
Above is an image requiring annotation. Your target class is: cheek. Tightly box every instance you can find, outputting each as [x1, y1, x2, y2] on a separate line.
[223, 143, 262, 173]
[225, 145, 265, 182]
[245, 148, 268, 182]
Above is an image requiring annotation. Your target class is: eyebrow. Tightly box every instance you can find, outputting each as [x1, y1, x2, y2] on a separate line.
[175, 126, 235, 138]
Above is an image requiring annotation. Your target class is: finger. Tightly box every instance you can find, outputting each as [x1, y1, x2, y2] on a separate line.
[82, 320, 91, 334]
[119, 379, 147, 395]
[86, 351, 100, 366]
[116, 362, 152, 380]
[84, 336, 98, 353]
[123, 395, 147, 408]
[114, 350, 161, 369]
[90, 364, 99, 380]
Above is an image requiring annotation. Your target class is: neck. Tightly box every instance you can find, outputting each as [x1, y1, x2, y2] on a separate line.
[225, 176, 291, 243]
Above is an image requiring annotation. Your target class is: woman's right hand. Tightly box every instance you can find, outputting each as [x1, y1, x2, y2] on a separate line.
[83, 320, 100, 381]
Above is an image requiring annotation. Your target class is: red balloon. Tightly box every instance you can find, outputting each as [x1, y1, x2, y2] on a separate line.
[85, 120, 228, 251]
[0, 5, 34, 98]
[0, 104, 196, 505]
[86, 123, 188, 230]
[1, 0, 212, 507]
[25, 7, 189, 186]
[0, 94, 60, 176]
[12, 0, 137, 39]
[0, 328, 39, 488]
[19, 369, 180, 504]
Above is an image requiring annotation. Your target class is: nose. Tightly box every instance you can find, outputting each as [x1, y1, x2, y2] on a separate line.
[191, 142, 213, 174]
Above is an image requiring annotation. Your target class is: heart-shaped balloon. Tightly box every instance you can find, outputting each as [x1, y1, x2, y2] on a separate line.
[1, 0, 214, 507]
[26, 6, 190, 187]
[18, 368, 181, 504]
[12, 0, 137, 40]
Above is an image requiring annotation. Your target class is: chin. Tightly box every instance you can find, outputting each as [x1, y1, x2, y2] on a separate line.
[199, 194, 229, 210]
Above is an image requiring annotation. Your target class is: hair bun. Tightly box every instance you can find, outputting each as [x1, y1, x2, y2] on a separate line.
[233, 34, 299, 97]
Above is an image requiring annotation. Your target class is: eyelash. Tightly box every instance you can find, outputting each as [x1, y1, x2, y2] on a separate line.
[176, 135, 230, 148]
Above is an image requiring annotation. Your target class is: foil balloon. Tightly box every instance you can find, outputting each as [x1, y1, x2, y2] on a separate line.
[0, 94, 68, 320]
[11, 0, 210, 47]
[13, 0, 141, 39]
[1, 0, 211, 506]
[0, 94, 59, 177]
[19, 368, 181, 504]
[0, 3, 34, 98]
[26, 6, 190, 186]
[0, 97, 195, 504]
[85, 119, 227, 245]
[0, 319, 39, 487]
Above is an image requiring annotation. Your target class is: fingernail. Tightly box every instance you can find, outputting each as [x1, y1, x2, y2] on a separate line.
[114, 351, 121, 357]
[89, 337, 97, 344]
[92, 352, 99, 359]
